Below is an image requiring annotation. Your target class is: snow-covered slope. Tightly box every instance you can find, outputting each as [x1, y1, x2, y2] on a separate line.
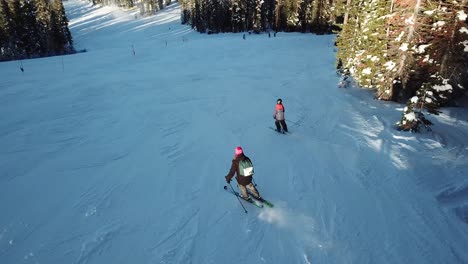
[1, 1, 467, 263]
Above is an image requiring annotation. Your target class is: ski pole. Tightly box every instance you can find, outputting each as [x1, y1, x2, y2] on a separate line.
[286, 119, 300, 126]
[252, 178, 257, 187]
[229, 182, 248, 214]
[252, 178, 263, 194]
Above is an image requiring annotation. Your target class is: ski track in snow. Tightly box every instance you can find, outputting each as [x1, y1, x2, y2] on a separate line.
[75, 222, 123, 264]
[150, 208, 200, 264]
[160, 118, 187, 166]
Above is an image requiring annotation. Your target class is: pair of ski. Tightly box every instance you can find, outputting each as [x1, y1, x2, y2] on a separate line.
[269, 127, 290, 134]
[223, 185, 274, 209]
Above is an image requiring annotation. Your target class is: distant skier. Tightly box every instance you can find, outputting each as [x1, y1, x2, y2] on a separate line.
[273, 98, 288, 133]
[225, 146, 261, 202]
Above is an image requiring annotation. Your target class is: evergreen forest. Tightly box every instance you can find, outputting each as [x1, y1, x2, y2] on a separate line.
[0, 0, 74, 61]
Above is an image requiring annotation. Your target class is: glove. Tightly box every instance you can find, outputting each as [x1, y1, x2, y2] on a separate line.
[225, 176, 231, 184]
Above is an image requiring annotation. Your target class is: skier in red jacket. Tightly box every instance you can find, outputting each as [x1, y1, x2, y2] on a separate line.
[273, 98, 288, 133]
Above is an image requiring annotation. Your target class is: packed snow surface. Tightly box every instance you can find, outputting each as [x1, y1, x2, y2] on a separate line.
[1, 1, 468, 263]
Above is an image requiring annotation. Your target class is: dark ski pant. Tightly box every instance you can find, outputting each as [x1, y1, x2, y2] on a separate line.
[238, 183, 260, 200]
[275, 120, 288, 132]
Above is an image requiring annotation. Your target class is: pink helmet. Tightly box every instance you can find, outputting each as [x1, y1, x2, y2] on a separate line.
[235, 146, 243, 156]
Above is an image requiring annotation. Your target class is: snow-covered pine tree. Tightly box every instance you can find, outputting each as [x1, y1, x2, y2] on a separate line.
[35, 0, 51, 55]
[332, 0, 352, 26]
[274, 0, 287, 31]
[9, 0, 26, 58]
[336, 0, 389, 90]
[335, 0, 358, 83]
[244, 0, 256, 31]
[396, 77, 448, 132]
[0, 18, 5, 60]
[50, 0, 73, 54]
[189, 0, 199, 30]
[158, 0, 164, 10]
[205, 0, 223, 33]
[21, 0, 43, 57]
[264, 0, 275, 30]
[310, 0, 330, 33]
[124, 0, 135, 8]
[397, 0, 467, 132]
[230, 0, 246, 32]
[180, 0, 192, 24]
[355, 0, 389, 92]
[144, 0, 158, 15]
[252, 0, 265, 33]
[0, 0, 12, 60]
[297, 0, 312, 33]
[416, 0, 468, 104]
[372, 0, 405, 100]
[198, 0, 209, 32]
[386, 0, 423, 101]
[285, 0, 300, 31]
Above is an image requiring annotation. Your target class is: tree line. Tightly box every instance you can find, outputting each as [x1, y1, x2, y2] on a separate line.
[0, 0, 74, 61]
[335, 0, 467, 131]
[89, 0, 173, 16]
[179, 0, 337, 34]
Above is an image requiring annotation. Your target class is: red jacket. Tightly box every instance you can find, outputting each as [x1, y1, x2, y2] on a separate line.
[273, 103, 285, 120]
